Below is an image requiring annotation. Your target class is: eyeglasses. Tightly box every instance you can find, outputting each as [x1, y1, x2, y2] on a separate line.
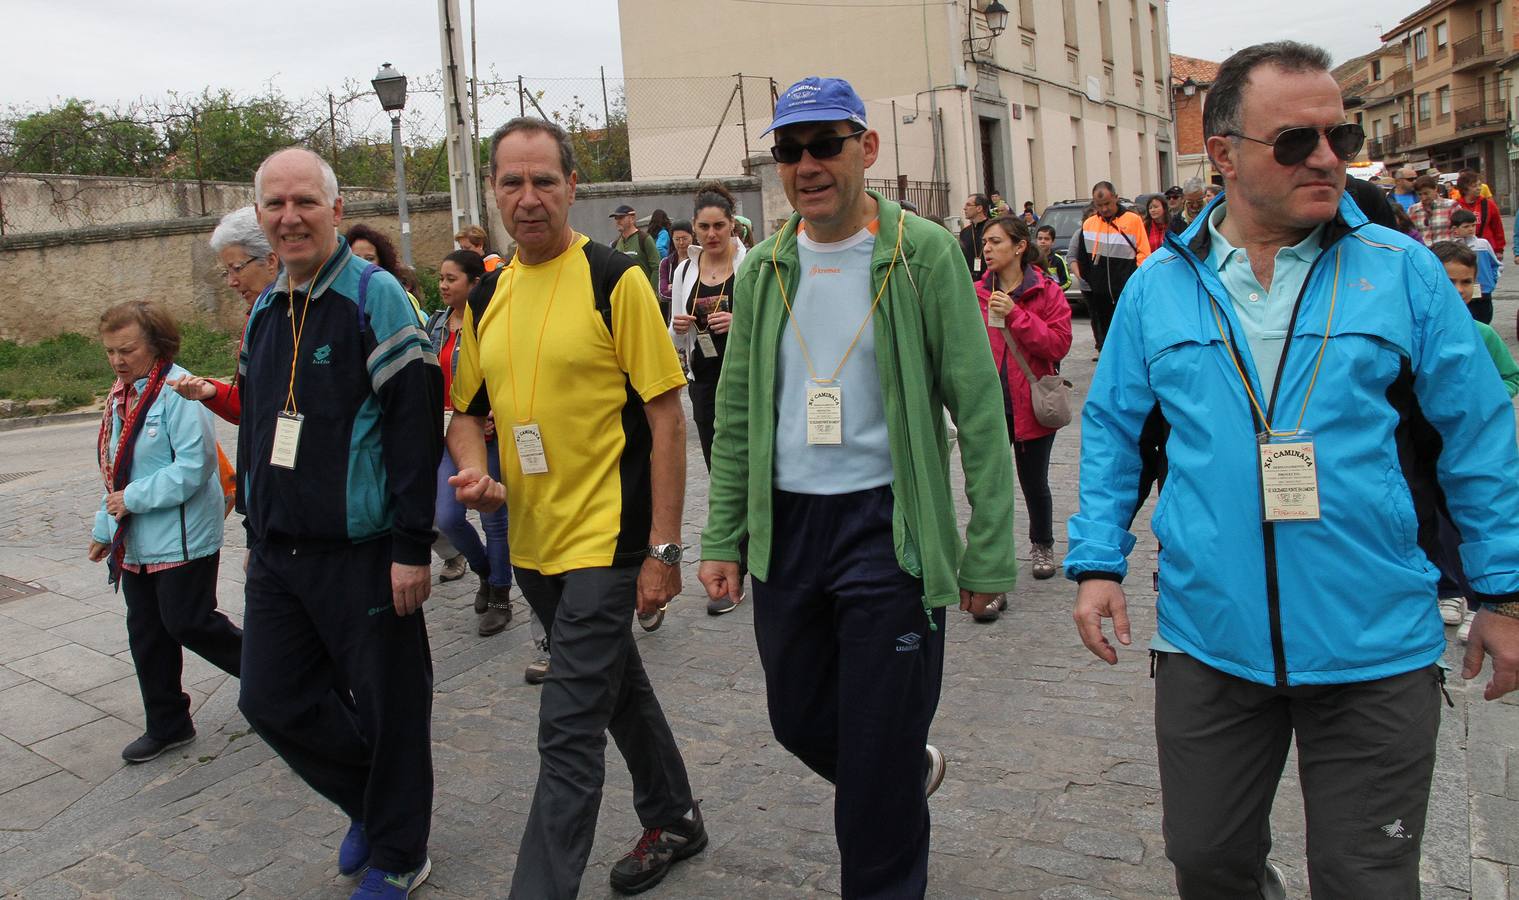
[217, 256, 264, 280]
[769, 129, 866, 164]
[1225, 123, 1364, 167]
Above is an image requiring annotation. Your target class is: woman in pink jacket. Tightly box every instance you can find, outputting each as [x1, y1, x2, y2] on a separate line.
[977, 215, 1073, 587]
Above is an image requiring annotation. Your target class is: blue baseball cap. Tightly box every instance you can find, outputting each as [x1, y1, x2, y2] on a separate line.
[763, 77, 868, 136]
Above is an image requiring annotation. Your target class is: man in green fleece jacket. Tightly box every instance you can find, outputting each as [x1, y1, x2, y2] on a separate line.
[698, 76, 1017, 898]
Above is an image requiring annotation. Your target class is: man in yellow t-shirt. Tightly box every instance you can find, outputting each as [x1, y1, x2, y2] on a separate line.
[447, 117, 702, 898]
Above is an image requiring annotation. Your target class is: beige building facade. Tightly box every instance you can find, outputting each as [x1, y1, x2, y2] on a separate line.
[617, 0, 1176, 223]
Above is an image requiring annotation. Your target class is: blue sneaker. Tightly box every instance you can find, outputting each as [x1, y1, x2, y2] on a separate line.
[337, 821, 370, 877]
[351, 858, 432, 898]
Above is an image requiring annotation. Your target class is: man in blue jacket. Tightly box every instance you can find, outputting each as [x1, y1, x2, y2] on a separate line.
[235, 147, 442, 899]
[1069, 42, 1519, 898]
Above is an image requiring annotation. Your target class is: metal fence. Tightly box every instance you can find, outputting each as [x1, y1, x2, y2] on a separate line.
[0, 72, 779, 236]
[865, 178, 952, 222]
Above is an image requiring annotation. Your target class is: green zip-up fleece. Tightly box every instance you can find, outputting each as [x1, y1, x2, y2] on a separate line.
[702, 193, 1018, 610]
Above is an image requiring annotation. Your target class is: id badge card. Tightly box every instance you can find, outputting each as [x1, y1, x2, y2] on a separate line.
[442, 409, 454, 432]
[1258, 431, 1320, 521]
[271, 412, 303, 470]
[696, 332, 718, 358]
[806, 382, 843, 445]
[973, 256, 983, 273]
[513, 422, 549, 475]
[988, 307, 1006, 328]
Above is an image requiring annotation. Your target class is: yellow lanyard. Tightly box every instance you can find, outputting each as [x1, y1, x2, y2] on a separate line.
[1209, 248, 1341, 438]
[501, 254, 566, 425]
[283, 272, 323, 415]
[770, 213, 904, 384]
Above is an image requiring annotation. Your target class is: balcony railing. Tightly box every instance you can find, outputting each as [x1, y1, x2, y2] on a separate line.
[1455, 98, 1507, 130]
[1368, 137, 1387, 159]
[1453, 30, 1504, 68]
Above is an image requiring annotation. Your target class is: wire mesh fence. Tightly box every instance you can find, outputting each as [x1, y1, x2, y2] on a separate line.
[0, 72, 778, 237]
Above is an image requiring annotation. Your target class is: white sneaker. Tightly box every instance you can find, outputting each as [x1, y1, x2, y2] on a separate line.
[1439, 596, 1465, 626]
[1459, 609, 1476, 643]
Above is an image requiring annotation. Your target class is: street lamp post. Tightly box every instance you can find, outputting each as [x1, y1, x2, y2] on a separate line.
[372, 63, 413, 268]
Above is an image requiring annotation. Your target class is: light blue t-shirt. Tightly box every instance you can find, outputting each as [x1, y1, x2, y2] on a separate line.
[1205, 204, 1323, 407]
[774, 227, 895, 494]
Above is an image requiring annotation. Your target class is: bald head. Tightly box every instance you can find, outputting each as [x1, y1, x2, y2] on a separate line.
[255, 147, 339, 206]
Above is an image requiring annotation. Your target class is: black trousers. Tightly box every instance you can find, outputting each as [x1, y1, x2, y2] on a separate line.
[753, 486, 946, 899]
[509, 564, 694, 899]
[689, 377, 718, 471]
[1085, 290, 1116, 351]
[120, 552, 242, 739]
[1155, 652, 1441, 900]
[238, 538, 434, 873]
[1005, 419, 1056, 546]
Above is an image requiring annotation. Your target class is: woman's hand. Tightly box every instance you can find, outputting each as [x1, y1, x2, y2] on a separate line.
[86, 541, 110, 562]
[483, 412, 496, 442]
[672, 313, 695, 335]
[708, 311, 733, 335]
[105, 491, 128, 519]
[166, 375, 216, 401]
[988, 290, 1013, 319]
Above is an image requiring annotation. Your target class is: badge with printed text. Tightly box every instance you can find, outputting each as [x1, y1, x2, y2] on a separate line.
[442, 409, 454, 433]
[973, 257, 983, 273]
[806, 383, 843, 445]
[696, 332, 718, 358]
[270, 412, 303, 470]
[1258, 432, 1320, 521]
[988, 306, 1006, 328]
[513, 422, 549, 475]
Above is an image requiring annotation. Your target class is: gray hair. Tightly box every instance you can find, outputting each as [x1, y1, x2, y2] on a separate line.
[487, 117, 576, 178]
[1182, 176, 1206, 194]
[1203, 41, 1333, 141]
[208, 206, 272, 257]
[253, 147, 340, 205]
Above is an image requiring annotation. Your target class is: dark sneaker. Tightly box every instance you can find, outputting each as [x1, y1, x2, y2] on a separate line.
[338, 820, 369, 877]
[609, 806, 708, 894]
[637, 605, 666, 632]
[924, 745, 946, 797]
[524, 656, 550, 685]
[350, 857, 431, 898]
[706, 593, 741, 616]
[121, 728, 195, 763]
[441, 554, 468, 583]
[972, 594, 1007, 623]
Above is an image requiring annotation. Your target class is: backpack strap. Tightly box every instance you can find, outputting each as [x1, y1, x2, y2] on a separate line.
[582, 239, 638, 336]
[355, 263, 381, 332]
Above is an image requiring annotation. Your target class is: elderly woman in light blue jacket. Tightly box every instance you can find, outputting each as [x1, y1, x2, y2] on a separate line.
[89, 301, 242, 765]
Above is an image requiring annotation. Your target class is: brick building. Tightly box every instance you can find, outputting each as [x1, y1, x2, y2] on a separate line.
[1170, 54, 1220, 185]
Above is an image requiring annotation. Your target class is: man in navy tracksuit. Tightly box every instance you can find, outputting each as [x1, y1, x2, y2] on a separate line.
[236, 148, 442, 898]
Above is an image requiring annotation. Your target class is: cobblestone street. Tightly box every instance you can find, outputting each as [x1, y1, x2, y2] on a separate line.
[1, 286, 1518, 899]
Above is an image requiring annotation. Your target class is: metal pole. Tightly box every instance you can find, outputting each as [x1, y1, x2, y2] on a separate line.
[518, 76, 525, 117]
[892, 99, 901, 184]
[601, 66, 611, 126]
[391, 114, 413, 267]
[696, 83, 741, 179]
[737, 73, 751, 174]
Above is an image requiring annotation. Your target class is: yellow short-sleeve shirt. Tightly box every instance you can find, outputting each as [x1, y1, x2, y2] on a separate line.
[452, 234, 686, 574]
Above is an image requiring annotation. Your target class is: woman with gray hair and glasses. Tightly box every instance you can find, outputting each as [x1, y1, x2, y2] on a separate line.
[167, 207, 279, 423]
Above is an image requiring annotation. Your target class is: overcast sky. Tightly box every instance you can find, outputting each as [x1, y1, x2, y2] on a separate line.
[10, 0, 1424, 111]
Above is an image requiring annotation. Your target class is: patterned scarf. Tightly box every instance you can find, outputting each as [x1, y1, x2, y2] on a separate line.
[96, 359, 170, 586]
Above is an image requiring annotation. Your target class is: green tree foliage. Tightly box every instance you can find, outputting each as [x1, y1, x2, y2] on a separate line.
[551, 91, 630, 183]
[2, 99, 163, 176]
[164, 90, 299, 183]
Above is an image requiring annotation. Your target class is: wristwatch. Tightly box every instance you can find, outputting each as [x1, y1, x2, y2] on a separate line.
[648, 543, 684, 566]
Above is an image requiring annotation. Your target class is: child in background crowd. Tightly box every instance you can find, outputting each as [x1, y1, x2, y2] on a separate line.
[1429, 240, 1519, 642]
[1451, 208, 1502, 324]
[1034, 225, 1071, 291]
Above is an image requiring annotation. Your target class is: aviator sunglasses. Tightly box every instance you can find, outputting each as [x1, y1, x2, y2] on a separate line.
[770, 128, 866, 164]
[1225, 122, 1364, 167]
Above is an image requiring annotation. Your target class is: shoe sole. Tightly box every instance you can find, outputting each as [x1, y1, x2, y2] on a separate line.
[122, 733, 195, 764]
[610, 829, 709, 895]
[638, 608, 667, 632]
[1032, 569, 1056, 580]
[408, 857, 433, 895]
[441, 569, 467, 584]
[706, 603, 739, 616]
[925, 745, 947, 797]
[524, 669, 549, 685]
[478, 611, 512, 636]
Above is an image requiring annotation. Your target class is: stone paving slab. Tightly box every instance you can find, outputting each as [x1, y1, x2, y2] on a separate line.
[1, 282, 1517, 897]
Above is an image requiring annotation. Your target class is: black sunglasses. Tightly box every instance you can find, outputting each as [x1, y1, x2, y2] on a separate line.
[770, 129, 866, 164]
[1226, 123, 1364, 167]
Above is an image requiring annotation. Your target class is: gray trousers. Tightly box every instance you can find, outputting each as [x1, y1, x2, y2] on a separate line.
[1155, 651, 1442, 900]
[508, 564, 694, 900]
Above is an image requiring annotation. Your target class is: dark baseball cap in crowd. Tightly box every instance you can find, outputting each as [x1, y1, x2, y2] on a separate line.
[1165, 185, 1183, 198]
[609, 205, 636, 217]
[763, 76, 868, 136]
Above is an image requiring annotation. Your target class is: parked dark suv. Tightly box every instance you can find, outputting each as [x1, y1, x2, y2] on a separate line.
[1035, 198, 1132, 314]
